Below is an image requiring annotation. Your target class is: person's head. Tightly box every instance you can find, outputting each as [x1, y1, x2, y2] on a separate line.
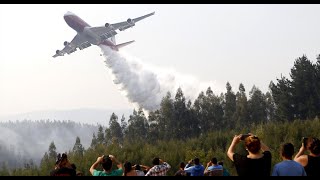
[244, 135, 261, 154]
[179, 162, 186, 169]
[211, 157, 218, 164]
[124, 161, 132, 175]
[281, 143, 294, 159]
[101, 155, 113, 171]
[135, 164, 141, 171]
[194, 157, 200, 165]
[56, 153, 70, 168]
[217, 161, 223, 166]
[71, 163, 76, 170]
[152, 157, 160, 165]
[76, 171, 83, 176]
[308, 137, 320, 155]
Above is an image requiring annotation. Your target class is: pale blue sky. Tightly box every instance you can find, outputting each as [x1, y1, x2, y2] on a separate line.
[1, 4, 320, 117]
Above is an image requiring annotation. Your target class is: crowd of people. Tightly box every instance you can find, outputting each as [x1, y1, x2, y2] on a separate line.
[50, 133, 320, 176]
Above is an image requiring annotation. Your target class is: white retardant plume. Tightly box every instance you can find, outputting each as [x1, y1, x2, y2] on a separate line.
[99, 45, 223, 112]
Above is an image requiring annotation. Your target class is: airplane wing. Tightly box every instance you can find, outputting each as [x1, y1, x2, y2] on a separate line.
[90, 11, 155, 38]
[89, 27, 118, 41]
[52, 34, 91, 58]
[111, 11, 155, 31]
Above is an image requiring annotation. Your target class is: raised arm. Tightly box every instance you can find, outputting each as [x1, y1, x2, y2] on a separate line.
[89, 156, 104, 175]
[109, 155, 123, 169]
[227, 134, 242, 161]
[204, 161, 212, 174]
[294, 143, 308, 167]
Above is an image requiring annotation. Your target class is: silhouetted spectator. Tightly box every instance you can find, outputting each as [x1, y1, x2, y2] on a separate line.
[294, 137, 320, 176]
[134, 164, 146, 176]
[218, 161, 230, 176]
[50, 153, 76, 176]
[174, 161, 187, 176]
[123, 161, 137, 176]
[184, 157, 205, 176]
[89, 154, 123, 176]
[204, 157, 223, 176]
[227, 133, 271, 176]
[272, 142, 306, 176]
[145, 157, 170, 176]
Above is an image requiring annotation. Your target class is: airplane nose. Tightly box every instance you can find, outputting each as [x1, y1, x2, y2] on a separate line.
[64, 11, 74, 16]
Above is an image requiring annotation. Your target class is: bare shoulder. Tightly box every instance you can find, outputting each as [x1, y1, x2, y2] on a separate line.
[295, 154, 308, 167]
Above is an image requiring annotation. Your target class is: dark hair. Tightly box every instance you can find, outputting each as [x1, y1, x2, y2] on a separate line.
[102, 155, 113, 171]
[194, 157, 200, 165]
[135, 164, 141, 171]
[179, 162, 186, 169]
[56, 153, 68, 166]
[218, 161, 223, 166]
[281, 143, 294, 159]
[211, 157, 218, 164]
[309, 138, 320, 155]
[152, 157, 160, 165]
[56, 154, 61, 165]
[71, 163, 77, 170]
[124, 161, 132, 176]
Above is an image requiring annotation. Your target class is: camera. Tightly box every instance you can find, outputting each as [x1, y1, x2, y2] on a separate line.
[240, 134, 250, 140]
[302, 137, 308, 148]
[102, 155, 111, 162]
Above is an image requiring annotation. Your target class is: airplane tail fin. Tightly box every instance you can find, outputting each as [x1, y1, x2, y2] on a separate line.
[115, 40, 135, 49]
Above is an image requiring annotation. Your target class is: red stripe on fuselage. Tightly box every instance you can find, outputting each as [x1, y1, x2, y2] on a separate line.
[64, 14, 90, 33]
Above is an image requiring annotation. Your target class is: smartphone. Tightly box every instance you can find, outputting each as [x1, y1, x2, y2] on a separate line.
[302, 137, 308, 147]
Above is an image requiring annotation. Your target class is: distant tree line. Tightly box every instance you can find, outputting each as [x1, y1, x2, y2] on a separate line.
[1, 54, 320, 176]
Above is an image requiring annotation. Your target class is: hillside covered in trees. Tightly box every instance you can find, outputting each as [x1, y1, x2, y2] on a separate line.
[0, 54, 319, 176]
[0, 120, 98, 169]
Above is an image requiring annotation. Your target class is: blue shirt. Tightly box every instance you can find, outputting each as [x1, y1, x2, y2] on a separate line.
[207, 164, 223, 171]
[184, 164, 205, 176]
[272, 160, 306, 176]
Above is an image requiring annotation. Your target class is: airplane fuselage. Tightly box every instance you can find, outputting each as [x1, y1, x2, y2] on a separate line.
[64, 12, 117, 49]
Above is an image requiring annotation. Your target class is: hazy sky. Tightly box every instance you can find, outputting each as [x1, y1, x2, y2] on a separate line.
[1, 4, 320, 117]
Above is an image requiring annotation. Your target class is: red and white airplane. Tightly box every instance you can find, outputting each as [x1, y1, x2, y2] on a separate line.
[53, 11, 155, 58]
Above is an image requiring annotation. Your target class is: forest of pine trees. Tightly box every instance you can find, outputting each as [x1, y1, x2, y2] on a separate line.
[0, 54, 320, 176]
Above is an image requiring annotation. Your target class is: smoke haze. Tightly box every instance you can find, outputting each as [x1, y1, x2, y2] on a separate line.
[0, 120, 98, 168]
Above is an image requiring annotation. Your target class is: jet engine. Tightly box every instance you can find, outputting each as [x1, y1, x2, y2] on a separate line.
[127, 18, 135, 25]
[64, 41, 70, 46]
[56, 50, 60, 54]
[105, 23, 114, 29]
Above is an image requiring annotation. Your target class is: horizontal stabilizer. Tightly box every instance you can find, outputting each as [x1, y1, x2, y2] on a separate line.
[116, 40, 135, 49]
